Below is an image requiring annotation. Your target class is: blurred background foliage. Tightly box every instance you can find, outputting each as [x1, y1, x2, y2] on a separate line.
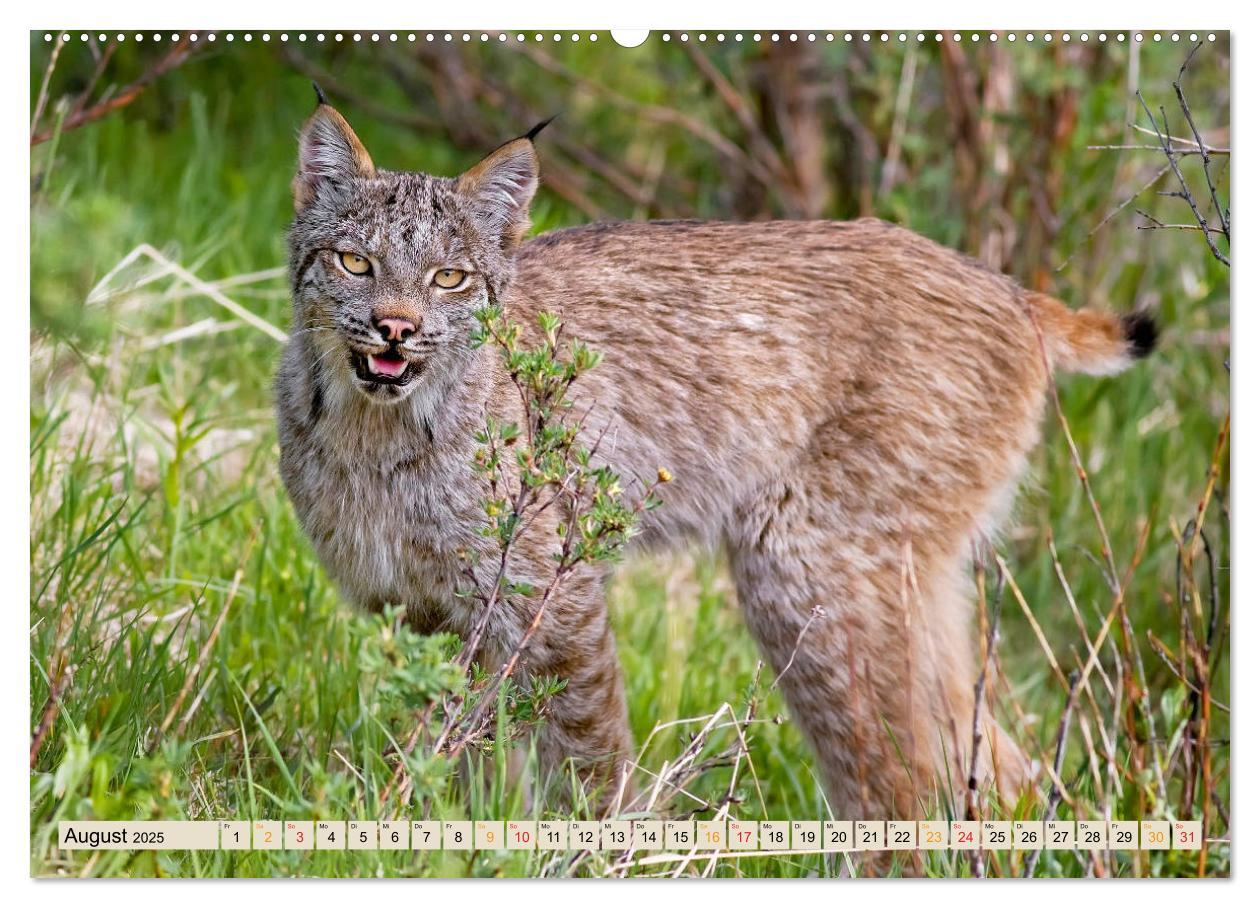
[30, 31, 1232, 310]
[30, 31, 1229, 877]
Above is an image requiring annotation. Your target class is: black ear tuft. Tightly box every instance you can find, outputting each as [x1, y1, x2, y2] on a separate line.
[456, 135, 540, 248]
[312, 81, 328, 107]
[524, 116, 556, 142]
[293, 102, 375, 211]
[1121, 312, 1159, 359]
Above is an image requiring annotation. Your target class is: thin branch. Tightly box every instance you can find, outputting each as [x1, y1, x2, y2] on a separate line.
[29, 664, 74, 769]
[510, 42, 778, 191]
[1130, 123, 1223, 149]
[1136, 209, 1227, 234]
[879, 46, 919, 199]
[1088, 143, 1228, 154]
[31, 37, 202, 146]
[1056, 164, 1171, 272]
[966, 594, 1001, 824]
[1173, 42, 1230, 238]
[1023, 669, 1081, 876]
[71, 38, 119, 117]
[1135, 73, 1229, 266]
[680, 41, 790, 188]
[30, 35, 66, 138]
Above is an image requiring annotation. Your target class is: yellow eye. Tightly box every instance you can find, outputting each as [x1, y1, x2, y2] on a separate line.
[433, 269, 466, 289]
[339, 252, 371, 275]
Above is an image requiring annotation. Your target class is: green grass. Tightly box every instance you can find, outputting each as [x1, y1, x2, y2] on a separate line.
[30, 36, 1229, 878]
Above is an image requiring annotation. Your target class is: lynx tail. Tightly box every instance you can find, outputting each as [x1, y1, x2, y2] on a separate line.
[1026, 292, 1158, 377]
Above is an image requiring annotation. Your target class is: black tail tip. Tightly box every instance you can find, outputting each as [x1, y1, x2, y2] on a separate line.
[1122, 312, 1159, 359]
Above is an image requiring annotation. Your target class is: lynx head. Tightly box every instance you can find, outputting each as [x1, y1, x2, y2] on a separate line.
[288, 93, 543, 405]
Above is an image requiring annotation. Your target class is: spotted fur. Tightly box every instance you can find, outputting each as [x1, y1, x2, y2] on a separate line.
[277, 101, 1155, 817]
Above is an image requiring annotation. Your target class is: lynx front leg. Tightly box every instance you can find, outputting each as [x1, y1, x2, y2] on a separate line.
[489, 570, 634, 816]
[533, 621, 635, 814]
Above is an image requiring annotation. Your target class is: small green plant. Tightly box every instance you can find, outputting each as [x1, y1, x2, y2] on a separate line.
[379, 307, 668, 810]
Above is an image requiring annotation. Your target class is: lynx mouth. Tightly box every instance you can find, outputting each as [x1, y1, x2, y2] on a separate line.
[350, 350, 417, 387]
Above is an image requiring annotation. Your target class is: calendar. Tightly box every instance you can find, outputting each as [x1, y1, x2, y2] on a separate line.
[28, 20, 1231, 884]
[58, 819, 1205, 853]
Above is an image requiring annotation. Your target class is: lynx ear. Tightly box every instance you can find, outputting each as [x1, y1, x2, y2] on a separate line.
[293, 96, 375, 211]
[456, 132, 542, 248]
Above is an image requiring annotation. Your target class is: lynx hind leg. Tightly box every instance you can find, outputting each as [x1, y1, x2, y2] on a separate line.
[914, 570, 1034, 805]
[726, 476, 1031, 821]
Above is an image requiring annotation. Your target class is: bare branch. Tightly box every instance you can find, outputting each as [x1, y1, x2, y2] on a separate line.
[1136, 208, 1227, 234]
[1133, 41, 1229, 266]
[30, 35, 66, 138]
[31, 37, 203, 146]
[1173, 42, 1230, 239]
[1088, 143, 1228, 155]
[1056, 163, 1172, 272]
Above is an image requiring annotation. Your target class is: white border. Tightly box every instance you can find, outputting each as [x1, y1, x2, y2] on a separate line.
[7, 2, 1247, 904]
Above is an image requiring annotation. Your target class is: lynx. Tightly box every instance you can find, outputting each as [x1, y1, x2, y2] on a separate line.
[276, 96, 1156, 819]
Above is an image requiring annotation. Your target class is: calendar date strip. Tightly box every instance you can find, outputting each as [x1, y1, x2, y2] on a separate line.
[57, 819, 1209, 853]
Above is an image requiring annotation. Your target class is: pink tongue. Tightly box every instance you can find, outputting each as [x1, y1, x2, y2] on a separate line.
[368, 354, 408, 377]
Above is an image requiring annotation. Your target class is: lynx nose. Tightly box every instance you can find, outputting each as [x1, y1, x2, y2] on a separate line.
[374, 316, 417, 342]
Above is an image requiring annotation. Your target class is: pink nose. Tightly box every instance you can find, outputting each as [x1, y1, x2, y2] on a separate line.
[374, 317, 416, 342]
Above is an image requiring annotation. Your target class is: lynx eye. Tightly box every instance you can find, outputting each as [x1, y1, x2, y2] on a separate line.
[338, 252, 372, 276]
[433, 269, 467, 290]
